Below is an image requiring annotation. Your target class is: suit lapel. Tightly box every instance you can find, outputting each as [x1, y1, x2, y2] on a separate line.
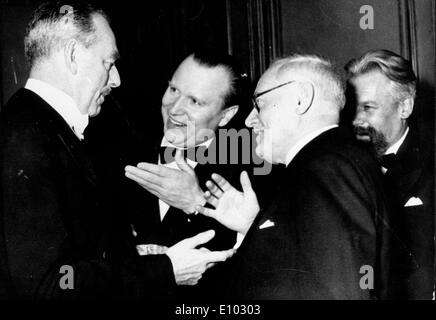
[27, 89, 98, 186]
[387, 130, 423, 203]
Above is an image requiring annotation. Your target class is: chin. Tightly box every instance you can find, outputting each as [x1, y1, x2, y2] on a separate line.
[256, 146, 273, 163]
[89, 109, 101, 118]
[164, 128, 187, 147]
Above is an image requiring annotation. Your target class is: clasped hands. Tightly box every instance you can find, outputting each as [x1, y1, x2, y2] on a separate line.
[125, 151, 260, 285]
[166, 171, 260, 285]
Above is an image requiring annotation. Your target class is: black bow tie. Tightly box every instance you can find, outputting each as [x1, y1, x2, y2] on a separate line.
[379, 153, 397, 170]
[159, 146, 208, 164]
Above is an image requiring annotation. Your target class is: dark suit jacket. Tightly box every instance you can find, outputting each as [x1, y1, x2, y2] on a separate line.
[0, 89, 176, 299]
[384, 129, 435, 299]
[224, 127, 399, 300]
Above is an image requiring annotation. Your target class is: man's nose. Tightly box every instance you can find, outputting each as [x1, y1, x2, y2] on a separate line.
[169, 96, 186, 114]
[245, 108, 259, 128]
[352, 110, 365, 127]
[109, 66, 121, 88]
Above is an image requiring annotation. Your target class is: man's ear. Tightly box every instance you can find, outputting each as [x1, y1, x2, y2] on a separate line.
[218, 105, 239, 127]
[295, 81, 314, 115]
[64, 39, 78, 75]
[399, 97, 414, 119]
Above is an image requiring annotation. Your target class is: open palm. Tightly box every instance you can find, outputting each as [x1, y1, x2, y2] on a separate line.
[196, 171, 260, 235]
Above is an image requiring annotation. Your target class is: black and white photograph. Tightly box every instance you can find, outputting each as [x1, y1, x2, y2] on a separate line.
[0, 0, 434, 314]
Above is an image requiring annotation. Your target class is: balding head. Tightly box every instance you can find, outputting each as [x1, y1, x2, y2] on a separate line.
[246, 54, 344, 164]
[266, 54, 345, 112]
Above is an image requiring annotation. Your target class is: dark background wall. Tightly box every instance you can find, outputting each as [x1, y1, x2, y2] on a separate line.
[0, 0, 434, 143]
[0, 0, 230, 140]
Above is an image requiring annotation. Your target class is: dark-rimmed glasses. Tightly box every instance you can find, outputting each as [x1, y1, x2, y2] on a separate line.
[252, 80, 296, 112]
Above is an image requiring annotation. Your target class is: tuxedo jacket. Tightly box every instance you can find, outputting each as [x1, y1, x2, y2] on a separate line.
[384, 129, 435, 299]
[224, 127, 402, 300]
[129, 136, 248, 251]
[0, 89, 176, 299]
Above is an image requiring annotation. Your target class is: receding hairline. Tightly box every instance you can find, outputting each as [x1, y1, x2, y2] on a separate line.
[184, 54, 234, 108]
[172, 55, 233, 109]
[258, 54, 346, 109]
[90, 13, 120, 58]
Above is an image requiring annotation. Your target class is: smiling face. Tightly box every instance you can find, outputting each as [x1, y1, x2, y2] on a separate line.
[245, 71, 297, 164]
[351, 70, 406, 155]
[161, 56, 236, 148]
[74, 14, 120, 117]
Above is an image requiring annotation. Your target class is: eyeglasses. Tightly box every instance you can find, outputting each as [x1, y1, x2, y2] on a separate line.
[252, 80, 296, 112]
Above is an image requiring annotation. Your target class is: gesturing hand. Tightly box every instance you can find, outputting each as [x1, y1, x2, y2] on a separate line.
[195, 171, 260, 235]
[166, 230, 234, 286]
[125, 149, 205, 214]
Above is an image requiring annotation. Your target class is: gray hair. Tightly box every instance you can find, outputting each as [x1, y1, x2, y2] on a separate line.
[24, 1, 109, 66]
[345, 49, 417, 102]
[269, 54, 346, 110]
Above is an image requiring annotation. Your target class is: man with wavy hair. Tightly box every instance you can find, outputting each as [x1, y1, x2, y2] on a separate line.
[346, 49, 435, 299]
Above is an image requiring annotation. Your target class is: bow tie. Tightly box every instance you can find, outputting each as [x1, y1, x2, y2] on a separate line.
[159, 146, 208, 164]
[379, 153, 397, 170]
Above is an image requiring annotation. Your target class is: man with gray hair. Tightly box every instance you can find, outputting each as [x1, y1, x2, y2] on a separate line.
[346, 49, 435, 299]
[0, 1, 233, 299]
[197, 54, 397, 299]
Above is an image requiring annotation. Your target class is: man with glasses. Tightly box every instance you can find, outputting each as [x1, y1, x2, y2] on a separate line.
[197, 54, 398, 299]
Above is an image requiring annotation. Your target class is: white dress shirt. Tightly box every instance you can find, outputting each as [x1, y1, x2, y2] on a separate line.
[25, 78, 89, 140]
[158, 137, 213, 221]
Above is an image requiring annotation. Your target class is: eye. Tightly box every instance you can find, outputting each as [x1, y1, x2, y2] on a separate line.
[168, 85, 178, 94]
[190, 97, 199, 106]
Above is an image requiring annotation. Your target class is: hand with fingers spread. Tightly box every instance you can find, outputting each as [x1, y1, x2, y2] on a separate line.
[124, 149, 205, 214]
[196, 171, 260, 235]
[166, 230, 234, 286]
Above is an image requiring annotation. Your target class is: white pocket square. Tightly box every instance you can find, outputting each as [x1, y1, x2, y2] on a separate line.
[259, 219, 275, 230]
[404, 197, 423, 207]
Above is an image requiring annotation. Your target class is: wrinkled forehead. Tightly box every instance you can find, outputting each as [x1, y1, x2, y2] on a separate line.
[256, 63, 300, 94]
[351, 71, 395, 102]
[91, 14, 119, 54]
[255, 68, 282, 94]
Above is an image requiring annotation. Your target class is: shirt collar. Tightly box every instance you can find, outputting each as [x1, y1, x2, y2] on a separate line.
[25, 78, 89, 140]
[285, 125, 338, 167]
[160, 136, 213, 150]
[385, 126, 409, 155]
[160, 136, 214, 166]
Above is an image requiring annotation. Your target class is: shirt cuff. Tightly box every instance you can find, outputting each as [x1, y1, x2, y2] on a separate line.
[233, 232, 245, 250]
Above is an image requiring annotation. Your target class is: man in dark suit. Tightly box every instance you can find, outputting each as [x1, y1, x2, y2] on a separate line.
[346, 49, 435, 299]
[124, 51, 256, 251]
[197, 54, 399, 299]
[0, 1, 233, 299]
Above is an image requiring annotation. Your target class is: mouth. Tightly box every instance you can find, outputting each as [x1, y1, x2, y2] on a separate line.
[354, 126, 372, 142]
[98, 90, 111, 104]
[355, 134, 371, 142]
[168, 116, 187, 128]
[253, 127, 264, 137]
